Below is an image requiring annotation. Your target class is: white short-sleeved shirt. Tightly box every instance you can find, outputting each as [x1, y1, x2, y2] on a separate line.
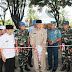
[0, 33, 15, 59]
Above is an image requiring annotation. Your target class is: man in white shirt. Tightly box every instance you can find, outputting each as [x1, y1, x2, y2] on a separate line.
[0, 26, 6, 72]
[0, 25, 16, 72]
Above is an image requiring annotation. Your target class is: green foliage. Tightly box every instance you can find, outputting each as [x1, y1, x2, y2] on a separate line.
[6, 0, 26, 29]
[30, 0, 72, 27]
[0, 20, 9, 26]
[0, 19, 14, 26]
[27, 9, 38, 26]
[59, 8, 69, 26]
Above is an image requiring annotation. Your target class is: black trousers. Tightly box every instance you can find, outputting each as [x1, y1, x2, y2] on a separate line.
[4, 57, 15, 72]
[0, 58, 3, 72]
[28, 49, 32, 65]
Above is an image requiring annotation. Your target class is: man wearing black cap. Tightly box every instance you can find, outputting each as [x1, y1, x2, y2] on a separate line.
[30, 20, 47, 72]
[0, 25, 16, 72]
[60, 21, 72, 72]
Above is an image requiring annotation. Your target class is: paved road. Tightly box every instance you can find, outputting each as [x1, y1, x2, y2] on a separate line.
[2, 50, 72, 72]
[14, 50, 72, 72]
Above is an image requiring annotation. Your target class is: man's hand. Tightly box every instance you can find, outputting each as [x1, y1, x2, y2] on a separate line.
[70, 48, 72, 53]
[15, 49, 19, 55]
[48, 41, 52, 45]
[32, 45, 35, 50]
[28, 45, 31, 51]
[60, 47, 62, 51]
[2, 55, 6, 62]
[50, 41, 55, 45]
[42, 44, 45, 50]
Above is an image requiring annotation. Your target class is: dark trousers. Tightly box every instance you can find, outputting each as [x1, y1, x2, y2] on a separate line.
[0, 58, 3, 72]
[4, 57, 15, 72]
[28, 49, 32, 65]
[47, 43, 58, 70]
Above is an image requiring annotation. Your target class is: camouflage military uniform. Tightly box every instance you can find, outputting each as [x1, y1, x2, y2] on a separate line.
[61, 27, 72, 65]
[14, 29, 29, 66]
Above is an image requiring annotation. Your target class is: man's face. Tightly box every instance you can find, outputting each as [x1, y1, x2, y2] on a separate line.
[0, 29, 6, 35]
[6, 29, 13, 35]
[36, 23, 41, 29]
[34, 25, 36, 28]
[48, 24, 51, 29]
[51, 24, 56, 30]
[19, 25, 25, 31]
[1, 29, 6, 34]
[63, 25, 69, 30]
[0, 30, 2, 35]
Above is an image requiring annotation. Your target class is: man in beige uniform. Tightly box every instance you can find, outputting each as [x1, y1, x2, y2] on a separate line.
[30, 20, 47, 72]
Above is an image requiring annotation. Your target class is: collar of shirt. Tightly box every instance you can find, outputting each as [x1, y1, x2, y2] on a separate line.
[47, 28, 51, 30]
[6, 33, 13, 36]
[51, 28, 56, 31]
[63, 27, 71, 32]
[36, 28, 42, 30]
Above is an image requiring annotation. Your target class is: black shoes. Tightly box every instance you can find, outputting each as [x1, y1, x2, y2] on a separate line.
[67, 70, 71, 72]
[28, 63, 33, 67]
[47, 67, 57, 72]
[67, 64, 71, 72]
[25, 65, 31, 71]
[47, 67, 52, 71]
[52, 69, 56, 72]
[20, 65, 31, 72]
[29, 64, 33, 67]
[20, 66, 23, 72]
[60, 65, 66, 71]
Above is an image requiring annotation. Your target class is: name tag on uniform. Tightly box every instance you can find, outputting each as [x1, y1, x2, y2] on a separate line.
[6, 40, 8, 42]
[34, 33, 36, 34]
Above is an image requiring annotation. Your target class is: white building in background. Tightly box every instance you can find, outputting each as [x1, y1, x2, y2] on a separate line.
[39, 10, 56, 25]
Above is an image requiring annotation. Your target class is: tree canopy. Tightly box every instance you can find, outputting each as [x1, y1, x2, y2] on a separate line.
[27, 9, 38, 26]
[30, 0, 72, 27]
[6, 0, 27, 29]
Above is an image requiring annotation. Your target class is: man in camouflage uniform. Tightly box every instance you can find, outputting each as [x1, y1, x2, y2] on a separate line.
[60, 21, 72, 72]
[14, 22, 30, 72]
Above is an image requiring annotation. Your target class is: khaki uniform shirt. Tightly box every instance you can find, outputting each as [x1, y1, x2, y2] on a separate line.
[30, 28, 47, 46]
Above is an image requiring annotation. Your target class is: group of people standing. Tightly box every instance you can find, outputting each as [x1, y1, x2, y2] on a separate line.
[0, 20, 72, 72]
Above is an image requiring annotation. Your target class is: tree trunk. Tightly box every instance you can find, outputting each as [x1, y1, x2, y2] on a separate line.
[7, 0, 26, 29]
[11, 15, 21, 29]
[55, 14, 59, 27]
